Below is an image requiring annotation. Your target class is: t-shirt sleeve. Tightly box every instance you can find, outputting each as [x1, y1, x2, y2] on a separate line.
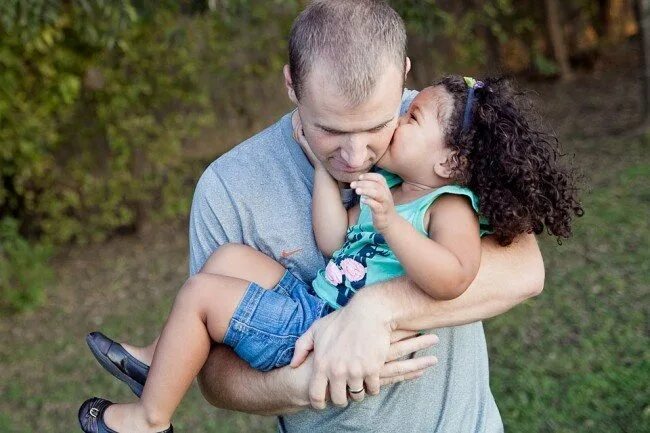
[400, 88, 419, 115]
[188, 163, 242, 276]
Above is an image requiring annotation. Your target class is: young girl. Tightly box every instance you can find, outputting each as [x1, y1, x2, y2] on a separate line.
[79, 75, 582, 433]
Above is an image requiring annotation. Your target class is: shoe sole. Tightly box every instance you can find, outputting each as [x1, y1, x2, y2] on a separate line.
[86, 334, 144, 398]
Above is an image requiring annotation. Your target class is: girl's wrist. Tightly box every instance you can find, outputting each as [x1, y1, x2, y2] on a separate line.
[379, 211, 403, 239]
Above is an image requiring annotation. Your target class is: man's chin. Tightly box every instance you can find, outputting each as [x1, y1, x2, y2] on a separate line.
[328, 167, 372, 184]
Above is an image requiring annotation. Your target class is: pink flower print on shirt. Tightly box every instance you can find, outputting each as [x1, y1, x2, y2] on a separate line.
[340, 258, 366, 282]
[325, 261, 343, 286]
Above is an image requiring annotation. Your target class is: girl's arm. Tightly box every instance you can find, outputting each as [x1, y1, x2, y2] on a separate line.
[292, 113, 348, 256]
[351, 173, 481, 300]
[312, 166, 349, 256]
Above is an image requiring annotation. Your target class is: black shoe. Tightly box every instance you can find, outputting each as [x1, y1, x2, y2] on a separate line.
[78, 397, 173, 433]
[86, 332, 149, 397]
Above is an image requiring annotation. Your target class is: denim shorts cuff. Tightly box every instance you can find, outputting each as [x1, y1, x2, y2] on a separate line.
[222, 282, 265, 348]
[275, 270, 297, 295]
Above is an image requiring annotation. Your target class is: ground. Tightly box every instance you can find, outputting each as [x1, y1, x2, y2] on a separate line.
[0, 50, 648, 432]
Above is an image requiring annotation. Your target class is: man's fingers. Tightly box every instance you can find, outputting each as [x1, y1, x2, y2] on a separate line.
[328, 376, 349, 407]
[379, 370, 425, 387]
[346, 378, 366, 402]
[380, 356, 438, 380]
[390, 329, 421, 343]
[290, 330, 314, 368]
[308, 374, 329, 410]
[364, 374, 381, 396]
[387, 333, 438, 362]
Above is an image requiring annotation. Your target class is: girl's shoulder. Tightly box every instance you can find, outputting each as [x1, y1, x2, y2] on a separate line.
[424, 185, 493, 237]
[414, 185, 479, 214]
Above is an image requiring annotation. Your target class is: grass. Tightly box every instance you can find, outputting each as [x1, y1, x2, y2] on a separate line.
[487, 136, 649, 433]
[0, 94, 648, 432]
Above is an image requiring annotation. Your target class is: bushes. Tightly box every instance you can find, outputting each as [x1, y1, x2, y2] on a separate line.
[0, 1, 301, 309]
[0, 218, 53, 311]
[1, 3, 213, 245]
[0, 1, 636, 310]
[0, 2, 301, 250]
[0, 2, 214, 309]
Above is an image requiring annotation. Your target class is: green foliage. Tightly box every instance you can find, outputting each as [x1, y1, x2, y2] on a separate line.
[0, 1, 215, 307]
[533, 51, 561, 76]
[200, 1, 301, 128]
[35, 10, 213, 243]
[0, 0, 638, 309]
[0, 2, 212, 244]
[0, 218, 53, 311]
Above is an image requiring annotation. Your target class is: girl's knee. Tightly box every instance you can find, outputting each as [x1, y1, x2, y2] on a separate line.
[213, 243, 247, 257]
[203, 243, 256, 273]
[201, 243, 286, 289]
[176, 273, 214, 309]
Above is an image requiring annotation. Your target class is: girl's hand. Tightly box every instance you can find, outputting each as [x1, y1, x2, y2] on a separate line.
[350, 173, 398, 233]
[292, 111, 322, 168]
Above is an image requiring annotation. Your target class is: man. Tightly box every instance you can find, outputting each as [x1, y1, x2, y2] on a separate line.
[191, 1, 544, 432]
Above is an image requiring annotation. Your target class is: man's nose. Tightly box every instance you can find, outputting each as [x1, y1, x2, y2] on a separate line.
[340, 135, 368, 169]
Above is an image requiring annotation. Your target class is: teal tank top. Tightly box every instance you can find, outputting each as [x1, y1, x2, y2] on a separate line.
[311, 171, 490, 309]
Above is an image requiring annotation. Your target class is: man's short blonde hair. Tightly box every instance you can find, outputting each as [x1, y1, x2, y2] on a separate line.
[288, 0, 407, 106]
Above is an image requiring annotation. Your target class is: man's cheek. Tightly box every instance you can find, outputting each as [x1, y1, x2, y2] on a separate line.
[374, 130, 395, 156]
[311, 137, 338, 161]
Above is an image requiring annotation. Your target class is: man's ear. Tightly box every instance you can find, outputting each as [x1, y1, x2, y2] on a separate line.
[283, 64, 299, 105]
[404, 57, 411, 81]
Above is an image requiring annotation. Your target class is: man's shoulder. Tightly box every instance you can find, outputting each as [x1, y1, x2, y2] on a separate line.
[214, 115, 288, 167]
[195, 112, 296, 195]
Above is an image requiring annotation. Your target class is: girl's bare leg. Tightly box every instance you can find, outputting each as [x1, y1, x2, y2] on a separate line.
[102, 246, 286, 432]
[122, 244, 285, 365]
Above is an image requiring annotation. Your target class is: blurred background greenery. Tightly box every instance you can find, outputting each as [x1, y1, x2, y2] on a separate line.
[0, 1, 648, 432]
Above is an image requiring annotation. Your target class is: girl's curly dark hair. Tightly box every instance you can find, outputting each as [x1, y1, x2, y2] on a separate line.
[435, 75, 583, 246]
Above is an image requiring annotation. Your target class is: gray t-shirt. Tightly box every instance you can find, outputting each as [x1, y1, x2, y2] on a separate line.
[188, 89, 503, 433]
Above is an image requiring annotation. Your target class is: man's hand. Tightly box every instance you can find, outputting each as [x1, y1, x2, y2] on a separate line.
[289, 301, 438, 409]
[350, 173, 398, 233]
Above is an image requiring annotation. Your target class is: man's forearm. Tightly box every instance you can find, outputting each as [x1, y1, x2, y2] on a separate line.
[351, 234, 545, 331]
[197, 344, 308, 416]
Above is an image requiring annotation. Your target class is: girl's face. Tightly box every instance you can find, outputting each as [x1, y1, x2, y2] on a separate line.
[376, 85, 456, 186]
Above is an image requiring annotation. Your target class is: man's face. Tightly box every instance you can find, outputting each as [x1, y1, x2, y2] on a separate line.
[292, 61, 405, 184]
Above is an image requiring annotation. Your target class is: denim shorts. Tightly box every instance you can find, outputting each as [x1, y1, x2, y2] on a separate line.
[222, 270, 334, 372]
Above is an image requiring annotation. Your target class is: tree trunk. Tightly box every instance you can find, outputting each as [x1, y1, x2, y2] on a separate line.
[596, 0, 612, 39]
[544, 0, 574, 80]
[636, 0, 650, 126]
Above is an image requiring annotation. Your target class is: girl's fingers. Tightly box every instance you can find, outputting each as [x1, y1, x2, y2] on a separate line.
[354, 182, 390, 199]
[362, 197, 383, 212]
[351, 180, 379, 191]
[352, 177, 384, 188]
[357, 188, 380, 201]
[358, 172, 386, 184]
[359, 174, 390, 190]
